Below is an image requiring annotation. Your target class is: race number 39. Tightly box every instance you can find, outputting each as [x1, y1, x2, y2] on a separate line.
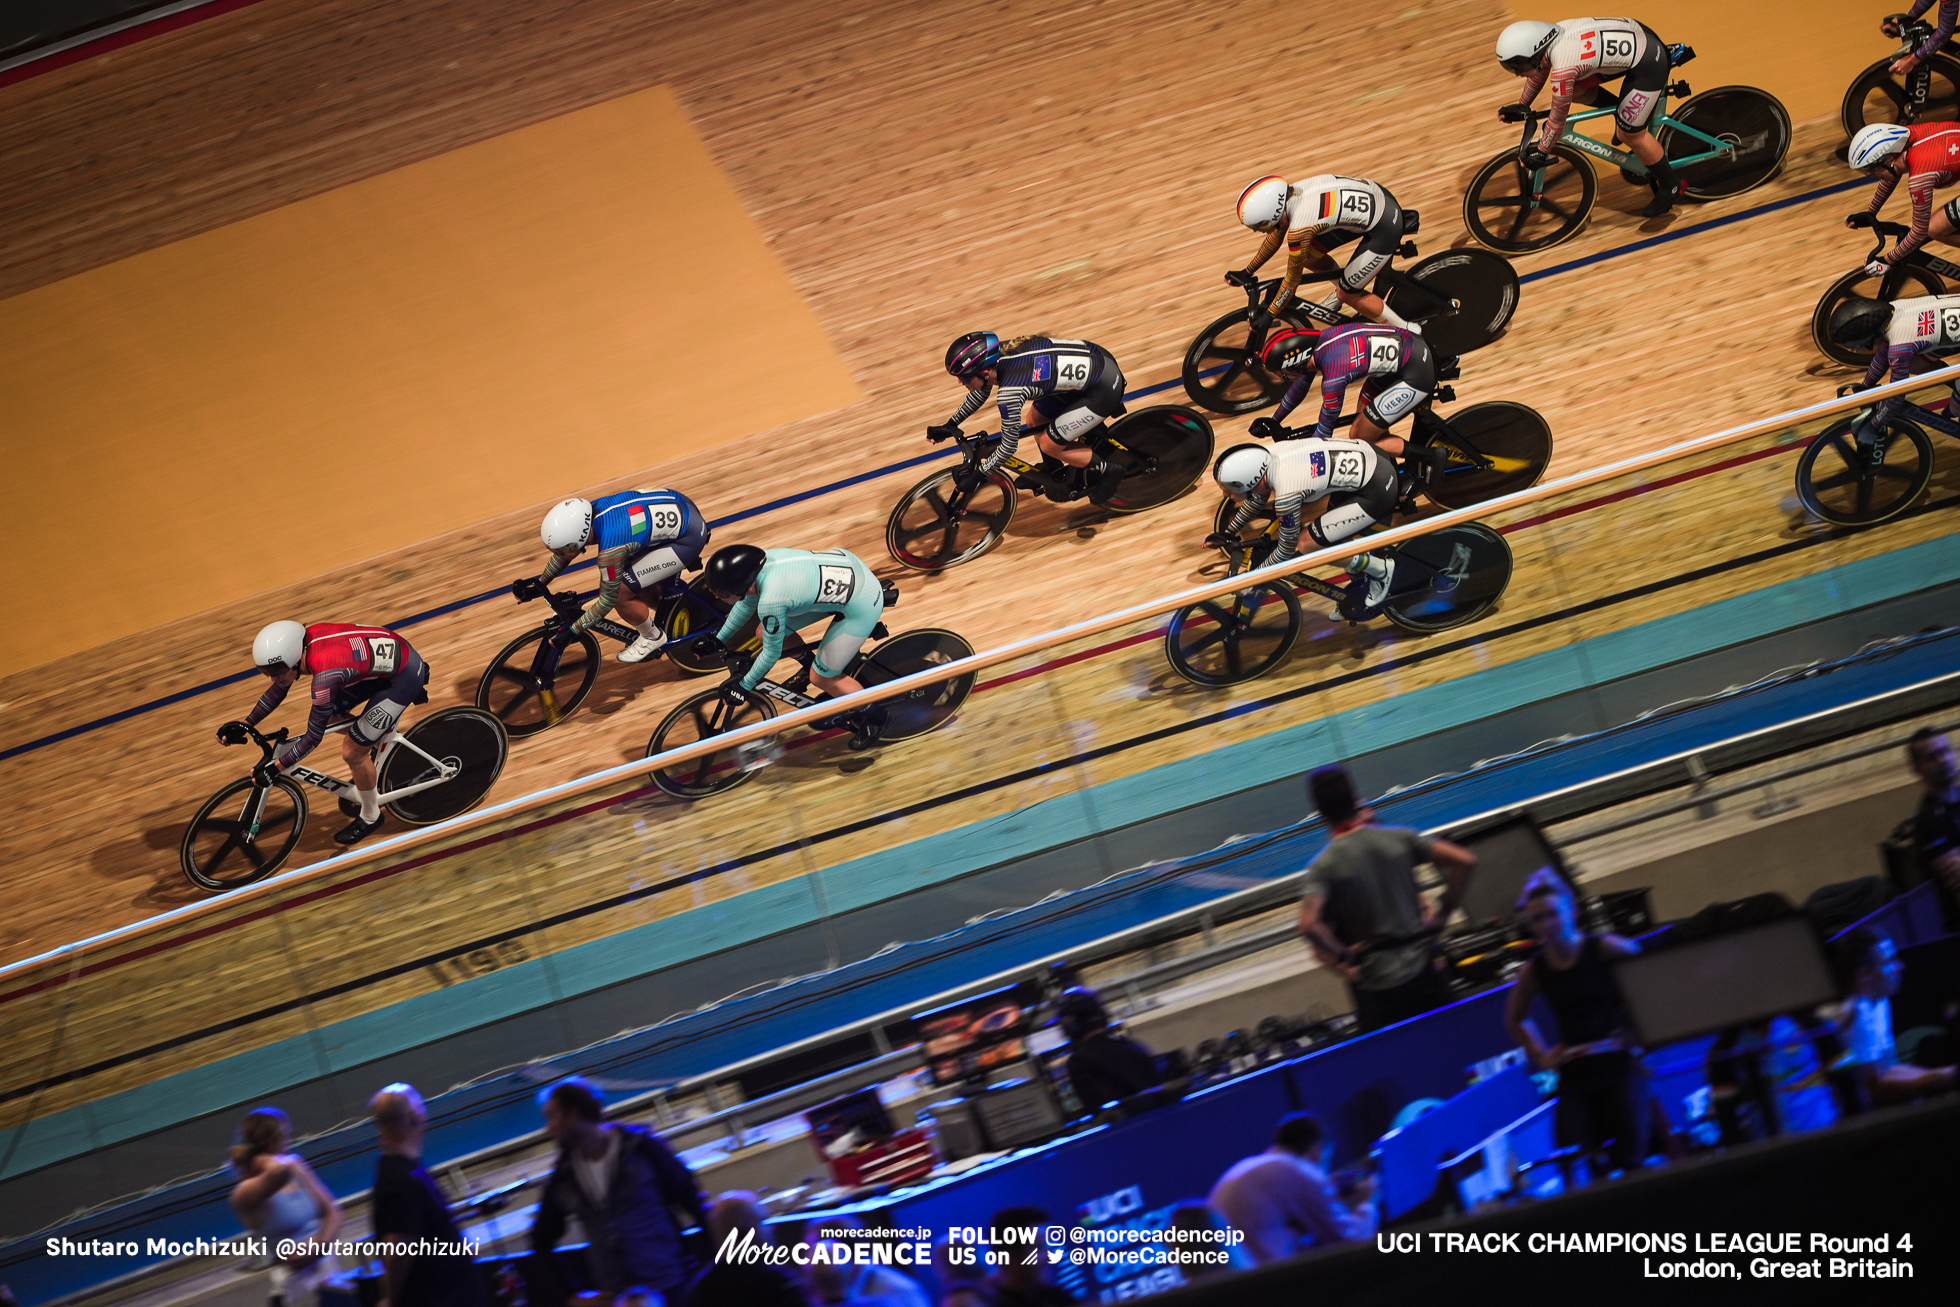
[816, 565, 857, 605]
[368, 637, 399, 674]
[1054, 354, 1092, 387]
[649, 506, 681, 533]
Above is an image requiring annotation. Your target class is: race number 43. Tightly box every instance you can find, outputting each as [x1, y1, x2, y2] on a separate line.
[817, 565, 857, 605]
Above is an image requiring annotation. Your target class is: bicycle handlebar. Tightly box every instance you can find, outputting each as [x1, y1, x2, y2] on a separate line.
[226, 722, 290, 760]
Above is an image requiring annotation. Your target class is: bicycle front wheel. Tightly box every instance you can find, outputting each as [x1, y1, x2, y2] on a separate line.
[1812, 265, 1949, 367]
[1382, 524, 1513, 634]
[1165, 585, 1303, 687]
[1102, 406, 1215, 513]
[1842, 54, 1960, 135]
[1211, 498, 1277, 542]
[856, 628, 975, 741]
[181, 776, 308, 892]
[1414, 402, 1554, 510]
[474, 626, 600, 738]
[1794, 418, 1936, 527]
[646, 689, 779, 799]
[384, 707, 509, 825]
[1181, 306, 1311, 413]
[1663, 87, 1790, 199]
[1463, 146, 1596, 254]
[1392, 249, 1521, 357]
[886, 468, 1017, 571]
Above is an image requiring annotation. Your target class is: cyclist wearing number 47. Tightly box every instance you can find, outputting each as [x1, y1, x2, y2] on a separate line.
[511, 487, 712, 663]
[696, 544, 892, 750]
[1496, 18, 1684, 217]
[930, 332, 1131, 505]
[215, 621, 428, 846]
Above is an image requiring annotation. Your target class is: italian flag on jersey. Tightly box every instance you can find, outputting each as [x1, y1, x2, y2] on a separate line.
[629, 506, 649, 535]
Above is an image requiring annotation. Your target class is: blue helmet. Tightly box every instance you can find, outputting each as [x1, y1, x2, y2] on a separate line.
[945, 332, 1001, 380]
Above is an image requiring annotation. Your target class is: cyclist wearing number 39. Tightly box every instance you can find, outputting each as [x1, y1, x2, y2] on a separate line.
[215, 621, 428, 846]
[512, 488, 711, 664]
[931, 332, 1131, 504]
[1210, 443, 1401, 619]
[1497, 18, 1683, 217]
[1228, 174, 1419, 332]
[698, 544, 892, 750]
[1844, 122, 1960, 274]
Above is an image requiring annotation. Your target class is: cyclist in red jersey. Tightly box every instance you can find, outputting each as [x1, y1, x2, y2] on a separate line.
[1848, 121, 1960, 272]
[215, 620, 429, 846]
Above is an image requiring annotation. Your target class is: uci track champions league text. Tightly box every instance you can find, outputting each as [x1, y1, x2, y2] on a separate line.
[1375, 1228, 1919, 1286]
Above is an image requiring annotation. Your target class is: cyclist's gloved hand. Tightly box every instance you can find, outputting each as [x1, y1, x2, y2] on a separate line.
[1865, 258, 1891, 278]
[251, 759, 281, 789]
[1249, 416, 1286, 440]
[1248, 310, 1274, 333]
[1837, 381, 1873, 397]
[1203, 532, 1237, 550]
[1498, 103, 1530, 123]
[1519, 147, 1555, 172]
[717, 678, 750, 707]
[1846, 211, 1875, 229]
[547, 622, 579, 649]
[1224, 269, 1258, 289]
[926, 423, 962, 443]
[691, 633, 725, 660]
[951, 466, 985, 495]
[216, 720, 250, 746]
[511, 576, 547, 602]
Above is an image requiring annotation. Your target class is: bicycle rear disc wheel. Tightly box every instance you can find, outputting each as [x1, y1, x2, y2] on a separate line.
[1165, 585, 1303, 687]
[1414, 402, 1554, 510]
[1811, 265, 1948, 367]
[1463, 145, 1595, 254]
[886, 468, 1016, 571]
[383, 707, 509, 825]
[856, 628, 975, 741]
[1102, 407, 1215, 513]
[1382, 524, 1513, 633]
[1841, 54, 1960, 135]
[1392, 250, 1521, 357]
[181, 777, 307, 892]
[647, 690, 779, 799]
[1794, 418, 1935, 527]
[1181, 307, 1310, 413]
[474, 627, 600, 738]
[1663, 87, 1790, 199]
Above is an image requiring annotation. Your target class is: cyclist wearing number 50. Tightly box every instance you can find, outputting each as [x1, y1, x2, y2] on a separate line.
[930, 333, 1131, 504]
[1497, 18, 1683, 217]
[1209, 443, 1401, 619]
[697, 544, 891, 749]
[1229, 174, 1420, 332]
[1246, 325, 1446, 472]
[1844, 122, 1960, 274]
[215, 621, 427, 846]
[512, 488, 711, 664]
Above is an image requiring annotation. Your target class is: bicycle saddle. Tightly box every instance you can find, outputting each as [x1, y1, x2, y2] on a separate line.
[1668, 43, 1695, 68]
[1435, 355, 1462, 382]
[1400, 209, 1421, 236]
[881, 581, 900, 606]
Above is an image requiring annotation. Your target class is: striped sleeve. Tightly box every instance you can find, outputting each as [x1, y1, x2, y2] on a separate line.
[1226, 490, 1271, 536]
[1242, 227, 1285, 276]
[537, 546, 580, 585]
[571, 544, 638, 634]
[243, 677, 292, 727]
[1889, 174, 1940, 261]
[1273, 374, 1315, 423]
[1914, 1, 1956, 62]
[945, 384, 990, 430]
[980, 386, 1034, 473]
[1867, 169, 1901, 216]
[273, 669, 359, 769]
[1310, 374, 1349, 441]
[1267, 490, 1307, 566]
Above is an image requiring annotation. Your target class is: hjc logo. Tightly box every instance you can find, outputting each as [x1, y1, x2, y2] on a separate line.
[1077, 1186, 1142, 1225]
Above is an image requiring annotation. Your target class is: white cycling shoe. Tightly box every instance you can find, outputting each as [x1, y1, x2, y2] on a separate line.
[1340, 553, 1396, 620]
[617, 630, 669, 663]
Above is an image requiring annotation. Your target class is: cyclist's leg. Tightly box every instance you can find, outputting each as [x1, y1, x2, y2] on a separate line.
[1931, 199, 1960, 250]
[1334, 197, 1413, 329]
[809, 583, 888, 746]
[615, 530, 706, 660]
[339, 654, 428, 838]
[1309, 456, 1401, 614]
[1619, 30, 1675, 210]
[1356, 345, 1435, 458]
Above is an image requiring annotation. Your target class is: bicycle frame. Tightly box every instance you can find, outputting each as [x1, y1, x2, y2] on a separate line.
[281, 719, 459, 806]
[1551, 97, 1739, 175]
[525, 579, 727, 695]
[1875, 394, 1960, 441]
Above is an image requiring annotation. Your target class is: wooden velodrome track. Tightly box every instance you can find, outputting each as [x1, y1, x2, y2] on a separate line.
[2, 1, 1954, 1139]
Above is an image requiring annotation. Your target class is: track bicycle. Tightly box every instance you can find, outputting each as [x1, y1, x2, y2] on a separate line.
[884, 405, 1215, 571]
[1464, 53, 1791, 254]
[181, 712, 508, 891]
[1811, 218, 1960, 367]
[1793, 384, 1953, 527]
[1842, 14, 1960, 135]
[1180, 244, 1522, 415]
[644, 610, 975, 798]
[475, 580, 759, 738]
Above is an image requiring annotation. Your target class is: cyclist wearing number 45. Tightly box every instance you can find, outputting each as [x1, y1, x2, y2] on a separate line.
[696, 544, 892, 750]
[1209, 442, 1402, 619]
[1228, 174, 1421, 333]
[1496, 17, 1684, 217]
[1844, 121, 1960, 275]
[930, 332, 1131, 504]
[512, 487, 712, 663]
[215, 621, 428, 846]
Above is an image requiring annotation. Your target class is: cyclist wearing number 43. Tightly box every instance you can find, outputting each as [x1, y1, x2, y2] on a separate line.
[1228, 174, 1420, 332]
[1209, 442, 1401, 619]
[1496, 17, 1683, 217]
[696, 544, 892, 750]
[930, 332, 1131, 505]
[215, 621, 428, 846]
[511, 487, 712, 663]
[1843, 121, 1960, 275]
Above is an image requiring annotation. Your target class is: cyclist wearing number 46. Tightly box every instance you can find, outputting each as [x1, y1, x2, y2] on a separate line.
[1496, 17, 1684, 217]
[511, 487, 712, 663]
[696, 544, 892, 750]
[1228, 174, 1421, 332]
[930, 332, 1131, 505]
[215, 621, 428, 846]
[1844, 122, 1960, 275]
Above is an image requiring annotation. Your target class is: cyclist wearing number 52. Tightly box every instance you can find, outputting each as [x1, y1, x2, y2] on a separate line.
[1229, 174, 1419, 332]
[1844, 122, 1960, 274]
[215, 621, 428, 846]
[512, 488, 712, 664]
[1497, 18, 1682, 217]
[697, 544, 891, 750]
[1210, 443, 1402, 619]
[930, 332, 1131, 504]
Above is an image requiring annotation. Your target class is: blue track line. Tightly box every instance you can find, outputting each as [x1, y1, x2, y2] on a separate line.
[0, 173, 1867, 763]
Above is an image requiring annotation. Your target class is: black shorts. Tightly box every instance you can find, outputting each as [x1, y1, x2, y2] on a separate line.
[1359, 334, 1435, 428]
[1587, 27, 1669, 133]
[1031, 362, 1128, 442]
[339, 653, 429, 746]
[1311, 191, 1404, 292]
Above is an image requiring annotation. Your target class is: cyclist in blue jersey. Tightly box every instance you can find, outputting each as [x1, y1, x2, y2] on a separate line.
[697, 544, 891, 750]
[930, 333, 1131, 504]
[512, 488, 711, 662]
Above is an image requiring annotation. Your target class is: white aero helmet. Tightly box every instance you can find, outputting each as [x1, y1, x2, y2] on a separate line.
[1213, 443, 1271, 498]
[1848, 123, 1912, 171]
[1236, 176, 1290, 230]
[1496, 20, 1558, 74]
[252, 620, 307, 675]
[541, 498, 594, 552]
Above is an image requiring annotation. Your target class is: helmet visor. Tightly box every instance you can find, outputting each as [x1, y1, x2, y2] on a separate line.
[1499, 54, 1537, 75]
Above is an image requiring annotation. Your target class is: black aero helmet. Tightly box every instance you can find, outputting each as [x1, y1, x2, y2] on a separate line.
[704, 544, 767, 597]
[1828, 296, 1893, 349]
[945, 332, 1001, 380]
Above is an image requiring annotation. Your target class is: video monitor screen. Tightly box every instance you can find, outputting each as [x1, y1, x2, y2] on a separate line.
[910, 981, 1039, 1086]
[1453, 813, 1577, 929]
[1614, 916, 1840, 1047]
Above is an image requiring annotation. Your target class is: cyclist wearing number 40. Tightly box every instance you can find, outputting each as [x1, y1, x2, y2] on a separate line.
[929, 332, 1131, 505]
[215, 621, 428, 846]
[1843, 121, 1960, 275]
[696, 544, 892, 750]
[1244, 324, 1449, 474]
[511, 487, 712, 663]
[1227, 174, 1421, 332]
[1496, 17, 1684, 217]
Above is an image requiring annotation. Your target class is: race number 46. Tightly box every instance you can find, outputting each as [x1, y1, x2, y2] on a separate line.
[1054, 354, 1092, 387]
[816, 565, 857, 605]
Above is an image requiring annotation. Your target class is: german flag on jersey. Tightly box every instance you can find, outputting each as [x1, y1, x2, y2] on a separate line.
[1317, 191, 1336, 219]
